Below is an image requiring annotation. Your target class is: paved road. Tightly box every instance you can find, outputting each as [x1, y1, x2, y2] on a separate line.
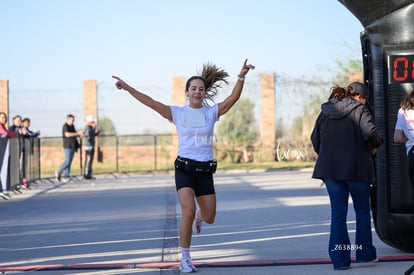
[0, 169, 413, 274]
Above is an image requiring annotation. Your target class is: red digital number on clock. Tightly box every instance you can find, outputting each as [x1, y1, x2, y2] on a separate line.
[389, 55, 414, 83]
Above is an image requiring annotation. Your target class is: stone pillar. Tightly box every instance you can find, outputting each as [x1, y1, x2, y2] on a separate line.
[83, 80, 98, 122]
[171, 77, 186, 151]
[172, 77, 186, 106]
[0, 80, 9, 118]
[260, 74, 276, 161]
[83, 80, 99, 163]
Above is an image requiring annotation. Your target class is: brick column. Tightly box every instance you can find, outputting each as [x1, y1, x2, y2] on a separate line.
[260, 74, 276, 161]
[171, 77, 186, 152]
[172, 77, 186, 106]
[83, 80, 98, 122]
[83, 80, 99, 163]
[0, 80, 9, 118]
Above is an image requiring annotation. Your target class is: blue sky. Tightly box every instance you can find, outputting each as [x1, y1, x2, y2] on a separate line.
[0, 0, 364, 136]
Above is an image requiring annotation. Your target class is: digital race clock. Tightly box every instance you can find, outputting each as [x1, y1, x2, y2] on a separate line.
[387, 49, 414, 84]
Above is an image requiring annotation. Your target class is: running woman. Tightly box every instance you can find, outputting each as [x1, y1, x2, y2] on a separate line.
[113, 59, 255, 272]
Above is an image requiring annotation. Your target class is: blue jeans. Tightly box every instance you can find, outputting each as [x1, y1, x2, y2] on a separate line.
[57, 148, 75, 178]
[324, 180, 377, 269]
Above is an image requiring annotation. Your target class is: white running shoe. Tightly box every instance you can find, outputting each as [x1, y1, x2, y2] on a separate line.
[0, 192, 9, 200]
[192, 209, 202, 234]
[61, 177, 71, 183]
[180, 258, 197, 273]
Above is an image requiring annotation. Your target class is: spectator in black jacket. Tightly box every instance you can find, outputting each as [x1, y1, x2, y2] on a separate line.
[55, 114, 83, 182]
[311, 86, 383, 270]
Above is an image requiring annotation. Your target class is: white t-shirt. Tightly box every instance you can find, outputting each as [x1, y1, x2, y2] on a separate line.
[170, 104, 219, 161]
[395, 108, 414, 154]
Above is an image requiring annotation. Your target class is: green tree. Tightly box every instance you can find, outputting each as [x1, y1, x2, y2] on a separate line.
[275, 118, 286, 140]
[290, 116, 303, 139]
[98, 117, 117, 136]
[216, 98, 259, 163]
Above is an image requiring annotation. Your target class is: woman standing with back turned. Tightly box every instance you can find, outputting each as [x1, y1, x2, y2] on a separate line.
[311, 85, 382, 270]
[113, 59, 255, 273]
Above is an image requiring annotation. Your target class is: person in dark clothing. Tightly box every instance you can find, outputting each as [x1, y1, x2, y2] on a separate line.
[10, 115, 27, 136]
[22, 118, 40, 137]
[311, 86, 383, 270]
[55, 114, 83, 182]
[9, 115, 28, 188]
[83, 115, 99, 180]
[347, 81, 369, 106]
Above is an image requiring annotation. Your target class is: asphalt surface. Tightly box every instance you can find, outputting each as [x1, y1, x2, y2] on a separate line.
[0, 169, 413, 275]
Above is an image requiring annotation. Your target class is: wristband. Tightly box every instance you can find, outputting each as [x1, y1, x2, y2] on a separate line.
[238, 76, 246, 81]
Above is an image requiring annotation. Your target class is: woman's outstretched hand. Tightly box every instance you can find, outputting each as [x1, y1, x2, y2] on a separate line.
[112, 75, 129, 90]
[239, 59, 255, 78]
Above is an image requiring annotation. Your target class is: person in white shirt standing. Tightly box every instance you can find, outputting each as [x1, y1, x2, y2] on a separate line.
[113, 59, 255, 273]
[394, 89, 414, 186]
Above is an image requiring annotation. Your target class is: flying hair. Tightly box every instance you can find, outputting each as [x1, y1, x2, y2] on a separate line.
[186, 63, 229, 105]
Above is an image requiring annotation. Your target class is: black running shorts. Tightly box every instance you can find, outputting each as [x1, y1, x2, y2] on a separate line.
[175, 168, 216, 197]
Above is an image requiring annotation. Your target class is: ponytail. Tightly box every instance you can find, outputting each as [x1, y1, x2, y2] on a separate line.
[328, 85, 350, 100]
[186, 63, 229, 104]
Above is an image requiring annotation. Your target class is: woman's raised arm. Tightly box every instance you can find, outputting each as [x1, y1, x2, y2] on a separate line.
[112, 76, 172, 121]
[217, 59, 255, 117]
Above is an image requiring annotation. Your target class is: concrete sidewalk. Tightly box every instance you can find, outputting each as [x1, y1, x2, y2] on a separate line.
[0, 169, 413, 274]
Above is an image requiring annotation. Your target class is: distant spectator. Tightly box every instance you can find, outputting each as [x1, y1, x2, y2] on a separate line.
[22, 118, 40, 137]
[55, 114, 83, 182]
[0, 112, 17, 198]
[9, 115, 28, 188]
[0, 112, 17, 139]
[83, 115, 99, 180]
[10, 115, 27, 135]
[21, 117, 40, 188]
